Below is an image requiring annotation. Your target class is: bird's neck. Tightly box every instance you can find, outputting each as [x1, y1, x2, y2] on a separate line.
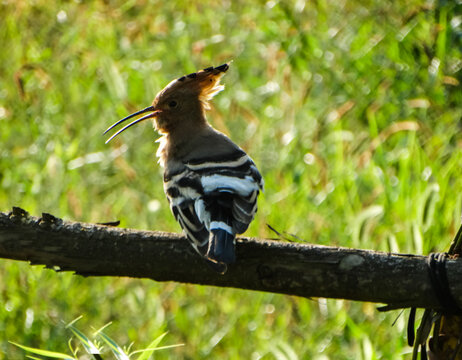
[157, 115, 211, 165]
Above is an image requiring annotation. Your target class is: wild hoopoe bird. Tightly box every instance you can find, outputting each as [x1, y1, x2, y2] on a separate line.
[104, 63, 263, 273]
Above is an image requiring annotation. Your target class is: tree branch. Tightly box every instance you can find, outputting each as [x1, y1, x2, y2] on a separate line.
[0, 207, 460, 310]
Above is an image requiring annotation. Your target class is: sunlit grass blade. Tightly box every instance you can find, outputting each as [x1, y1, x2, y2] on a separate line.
[68, 337, 77, 359]
[67, 325, 101, 355]
[135, 331, 166, 360]
[97, 331, 129, 360]
[421, 183, 440, 231]
[269, 343, 290, 360]
[133, 332, 166, 360]
[66, 315, 83, 328]
[132, 332, 184, 360]
[352, 205, 384, 247]
[276, 342, 299, 360]
[94, 321, 113, 335]
[131, 345, 185, 360]
[9, 342, 76, 360]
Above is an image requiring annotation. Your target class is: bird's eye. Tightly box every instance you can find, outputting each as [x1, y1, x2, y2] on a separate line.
[168, 100, 178, 108]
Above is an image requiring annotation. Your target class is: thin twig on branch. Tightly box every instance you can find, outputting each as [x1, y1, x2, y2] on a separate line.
[0, 207, 460, 310]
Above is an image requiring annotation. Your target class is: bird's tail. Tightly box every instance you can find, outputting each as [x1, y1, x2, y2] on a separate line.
[207, 210, 236, 265]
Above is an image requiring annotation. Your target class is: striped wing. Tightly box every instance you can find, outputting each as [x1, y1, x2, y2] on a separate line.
[163, 149, 263, 264]
[171, 200, 209, 253]
[164, 170, 209, 255]
[190, 150, 263, 234]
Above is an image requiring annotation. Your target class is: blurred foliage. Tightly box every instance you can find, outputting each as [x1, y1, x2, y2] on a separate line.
[0, 0, 461, 358]
[11, 317, 182, 359]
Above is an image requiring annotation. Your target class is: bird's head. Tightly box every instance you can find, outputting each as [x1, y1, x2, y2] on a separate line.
[104, 63, 229, 143]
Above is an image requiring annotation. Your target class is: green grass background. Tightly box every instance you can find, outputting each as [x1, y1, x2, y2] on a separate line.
[1, 0, 461, 358]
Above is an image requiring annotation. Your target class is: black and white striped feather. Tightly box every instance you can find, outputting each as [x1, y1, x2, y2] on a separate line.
[163, 148, 263, 269]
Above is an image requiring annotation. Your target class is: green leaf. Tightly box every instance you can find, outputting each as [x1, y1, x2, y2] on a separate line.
[9, 341, 76, 360]
[131, 344, 185, 359]
[67, 325, 101, 355]
[133, 332, 166, 360]
[66, 315, 83, 328]
[94, 321, 113, 335]
[133, 332, 184, 360]
[97, 331, 129, 360]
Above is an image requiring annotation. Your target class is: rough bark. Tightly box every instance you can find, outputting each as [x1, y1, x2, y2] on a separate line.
[0, 207, 461, 311]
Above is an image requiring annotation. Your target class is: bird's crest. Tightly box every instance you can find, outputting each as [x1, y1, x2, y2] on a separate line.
[159, 63, 230, 110]
[104, 63, 232, 144]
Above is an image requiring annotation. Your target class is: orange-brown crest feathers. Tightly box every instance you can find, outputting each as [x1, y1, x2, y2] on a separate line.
[104, 63, 231, 145]
[156, 63, 230, 110]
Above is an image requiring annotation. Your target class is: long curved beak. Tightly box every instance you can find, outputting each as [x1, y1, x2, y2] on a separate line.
[104, 106, 161, 144]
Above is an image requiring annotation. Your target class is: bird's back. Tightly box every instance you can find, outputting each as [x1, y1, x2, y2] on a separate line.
[162, 126, 263, 269]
